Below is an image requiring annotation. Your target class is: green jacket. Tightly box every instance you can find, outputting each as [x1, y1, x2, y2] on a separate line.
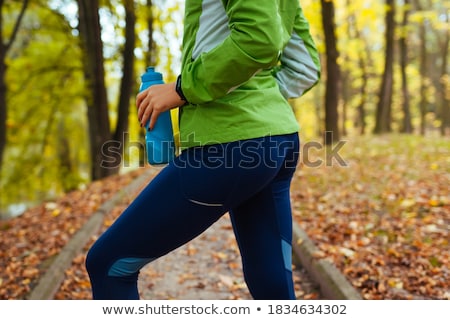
[179, 0, 320, 149]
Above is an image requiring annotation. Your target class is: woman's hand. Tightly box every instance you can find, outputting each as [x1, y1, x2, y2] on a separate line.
[136, 82, 184, 130]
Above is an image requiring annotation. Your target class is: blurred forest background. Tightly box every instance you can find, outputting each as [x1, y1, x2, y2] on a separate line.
[0, 0, 449, 219]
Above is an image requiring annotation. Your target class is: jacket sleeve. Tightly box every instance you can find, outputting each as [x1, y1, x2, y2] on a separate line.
[180, 0, 285, 105]
[272, 6, 321, 99]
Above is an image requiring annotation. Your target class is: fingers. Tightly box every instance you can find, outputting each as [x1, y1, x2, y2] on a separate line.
[136, 83, 178, 130]
[136, 90, 159, 130]
[136, 90, 146, 109]
[136, 89, 152, 128]
[148, 109, 160, 131]
[139, 103, 156, 130]
[136, 90, 146, 123]
[141, 107, 152, 129]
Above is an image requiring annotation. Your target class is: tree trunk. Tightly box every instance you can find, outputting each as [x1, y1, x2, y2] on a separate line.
[357, 54, 368, 135]
[400, 0, 413, 133]
[136, 0, 157, 166]
[0, 0, 29, 171]
[146, 0, 156, 67]
[57, 120, 75, 192]
[321, 0, 340, 145]
[438, 11, 449, 136]
[346, 0, 369, 135]
[413, 0, 428, 135]
[374, 0, 395, 134]
[341, 70, 348, 137]
[418, 27, 427, 136]
[111, 0, 136, 173]
[77, 0, 112, 180]
[0, 44, 6, 175]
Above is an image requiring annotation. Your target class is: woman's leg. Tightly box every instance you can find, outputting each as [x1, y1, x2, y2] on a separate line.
[85, 163, 228, 299]
[229, 134, 299, 299]
[85, 133, 299, 299]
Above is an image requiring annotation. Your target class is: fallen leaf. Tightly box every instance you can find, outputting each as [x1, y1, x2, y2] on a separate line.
[218, 275, 234, 288]
[312, 251, 326, 259]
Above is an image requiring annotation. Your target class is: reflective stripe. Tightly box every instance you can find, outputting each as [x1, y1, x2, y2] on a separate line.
[108, 257, 155, 277]
[281, 239, 292, 271]
[274, 32, 320, 99]
[192, 0, 230, 60]
[188, 198, 223, 207]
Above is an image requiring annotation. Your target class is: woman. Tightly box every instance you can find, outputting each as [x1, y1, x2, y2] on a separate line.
[86, 0, 320, 300]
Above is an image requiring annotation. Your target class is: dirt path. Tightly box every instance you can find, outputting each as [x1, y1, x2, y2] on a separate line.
[138, 214, 321, 300]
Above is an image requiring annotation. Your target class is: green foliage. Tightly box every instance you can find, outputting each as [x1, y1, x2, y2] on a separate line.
[1, 2, 87, 217]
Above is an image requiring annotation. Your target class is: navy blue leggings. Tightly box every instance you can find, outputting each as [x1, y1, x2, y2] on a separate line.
[86, 133, 300, 299]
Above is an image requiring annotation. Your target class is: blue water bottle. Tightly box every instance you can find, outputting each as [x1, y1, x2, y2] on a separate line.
[139, 67, 175, 165]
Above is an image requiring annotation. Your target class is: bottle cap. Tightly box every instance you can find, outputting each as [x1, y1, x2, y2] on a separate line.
[141, 67, 163, 83]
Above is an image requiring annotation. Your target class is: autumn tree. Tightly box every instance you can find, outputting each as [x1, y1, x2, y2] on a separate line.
[145, 0, 156, 67]
[0, 0, 29, 171]
[341, 0, 374, 135]
[412, 0, 428, 135]
[320, 0, 340, 144]
[76, 0, 136, 180]
[436, 5, 449, 136]
[374, 0, 395, 134]
[76, 0, 110, 180]
[399, 0, 413, 133]
[112, 0, 137, 166]
[0, 1, 87, 213]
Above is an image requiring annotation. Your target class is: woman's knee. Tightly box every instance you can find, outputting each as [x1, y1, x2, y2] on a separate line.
[85, 240, 109, 280]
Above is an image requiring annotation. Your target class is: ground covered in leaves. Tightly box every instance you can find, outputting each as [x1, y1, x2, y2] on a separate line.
[292, 134, 449, 300]
[0, 169, 148, 299]
[0, 134, 449, 300]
